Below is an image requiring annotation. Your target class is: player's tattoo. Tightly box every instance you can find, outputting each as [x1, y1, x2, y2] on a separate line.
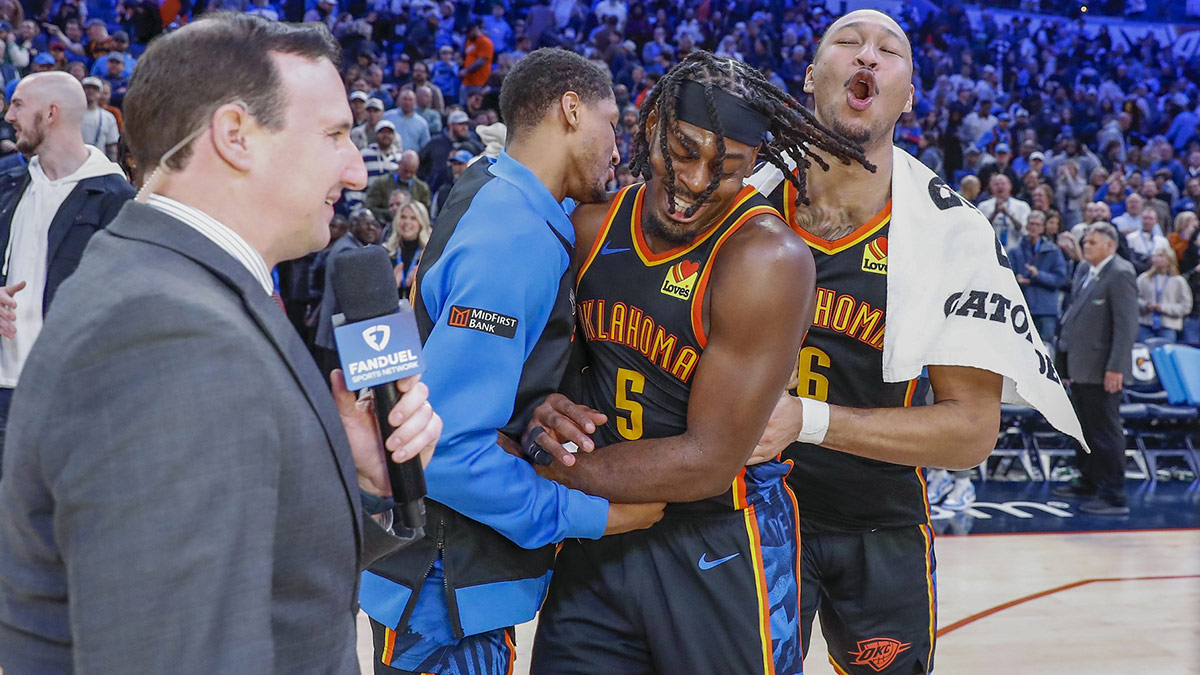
[793, 205, 858, 240]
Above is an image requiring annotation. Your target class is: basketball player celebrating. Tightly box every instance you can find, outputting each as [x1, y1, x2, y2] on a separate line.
[524, 51, 871, 674]
[744, 10, 1005, 674]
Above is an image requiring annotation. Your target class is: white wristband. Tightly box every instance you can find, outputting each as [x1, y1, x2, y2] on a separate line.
[796, 398, 830, 445]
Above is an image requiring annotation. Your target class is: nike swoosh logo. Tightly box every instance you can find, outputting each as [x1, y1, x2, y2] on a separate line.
[600, 242, 631, 255]
[698, 552, 740, 570]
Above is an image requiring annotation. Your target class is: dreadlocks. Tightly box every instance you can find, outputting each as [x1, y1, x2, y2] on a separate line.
[629, 50, 875, 217]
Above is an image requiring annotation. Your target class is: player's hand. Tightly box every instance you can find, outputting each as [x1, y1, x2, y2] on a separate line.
[1103, 370, 1124, 394]
[749, 392, 804, 465]
[604, 502, 665, 535]
[331, 370, 440, 497]
[0, 280, 25, 339]
[523, 393, 607, 467]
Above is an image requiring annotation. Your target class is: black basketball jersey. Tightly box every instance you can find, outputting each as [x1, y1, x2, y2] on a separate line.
[767, 175, 931, 531]
[576, 183, 788, 512]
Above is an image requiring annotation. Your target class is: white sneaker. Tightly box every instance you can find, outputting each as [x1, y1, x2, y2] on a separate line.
[926, 469, 952, 504]
[942, 480, 977, 511]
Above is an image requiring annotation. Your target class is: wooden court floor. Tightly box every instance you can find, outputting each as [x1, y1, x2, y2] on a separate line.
[356, 528, 1200, 674]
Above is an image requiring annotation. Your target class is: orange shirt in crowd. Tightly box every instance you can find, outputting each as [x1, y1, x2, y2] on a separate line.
[462, 33, 494, 87]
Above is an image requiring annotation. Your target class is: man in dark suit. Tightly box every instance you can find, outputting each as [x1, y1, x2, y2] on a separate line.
[0, 14, 441, 672]
[0, 71, 134, 475]
[1055, 222, 1139, 515]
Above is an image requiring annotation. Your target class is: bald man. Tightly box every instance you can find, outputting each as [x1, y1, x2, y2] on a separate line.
[0, 71, 133, 473]
[365, 148, 431, 222]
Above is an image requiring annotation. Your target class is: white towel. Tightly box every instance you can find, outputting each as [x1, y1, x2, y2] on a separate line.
[749, 147, 1087, 449]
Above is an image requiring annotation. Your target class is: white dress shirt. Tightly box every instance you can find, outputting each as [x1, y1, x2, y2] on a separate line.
[146, 195, 273, 296]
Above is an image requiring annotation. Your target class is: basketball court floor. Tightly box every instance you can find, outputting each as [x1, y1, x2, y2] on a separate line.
[356, 478, 1200, 674]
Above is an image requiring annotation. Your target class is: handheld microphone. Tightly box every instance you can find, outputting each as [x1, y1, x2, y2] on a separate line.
[332, 245, 427, 530]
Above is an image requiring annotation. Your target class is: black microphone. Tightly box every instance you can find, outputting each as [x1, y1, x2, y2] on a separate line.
[332, 245, 427, 530]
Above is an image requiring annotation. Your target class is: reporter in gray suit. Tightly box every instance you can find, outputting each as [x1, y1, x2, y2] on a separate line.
[0, 14, 441, 673]
[1055, 222, 1139, 515]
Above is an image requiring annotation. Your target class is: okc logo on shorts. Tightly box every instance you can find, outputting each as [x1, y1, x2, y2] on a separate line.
[362, 325, 391, 352]
[848, 637, 911, 672]
[861, 236, 888, 275]
[661, 260, 700, 301]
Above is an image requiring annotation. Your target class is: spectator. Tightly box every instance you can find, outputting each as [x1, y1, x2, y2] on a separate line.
[1174, 177, 1200, 216]
[980, 142, 1019, 195]
[0, 72, 132, 469]
[352, 96, 384, 149]
[1010, 210, 1069, 340]
[460, 18, 494, 101]
[483, 3, 513, 52]
[1140, 180, 1172, 231]
[100, 52, 129, 106]
[365, 149, 429, 222]
[383, 88, 431, 152]
[1054, 159, 1087, 228]
[312, 209, 380, 376]
[1111, 192, 1146, 235]
[1127, 208, 1170, 262]
[962, 96, 998, 147]
[98, 80, 122, 132]
[430, 148, 471, 217]
[415, 84, 442, 135]
[383, 199, 430, 298]
[1136, 245, 1194, 343]
[429, 45, 460, 103]
[79, 76, 118, 161]
[419, 108, 483, 192]
[245, 0, 282, 21]
[1170, 211, 1198, 264]
[959, 174, 982, 204]
[979, 173, 1030, 247]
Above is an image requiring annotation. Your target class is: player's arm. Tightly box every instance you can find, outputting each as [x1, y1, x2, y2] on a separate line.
[535, 216, 815, 503]
[754, 364, 1002, 471]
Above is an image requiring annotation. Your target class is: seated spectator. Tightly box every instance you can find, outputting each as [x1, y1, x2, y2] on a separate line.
[979, 174, 1030, 247]
[1136, 245, 1194, 343]
[1170, 212, 1198, 265]
[1141, 180, 1172, 228]
[429, 46, 460, 103]
[1009, 210, 1069, 340]
[383, 200, 431, 298]
[100, 53, 129, 106]
[365, 150, 430, 223]
[352, 97, 384, 149]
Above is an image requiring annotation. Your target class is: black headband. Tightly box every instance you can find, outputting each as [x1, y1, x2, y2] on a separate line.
[673, 79, 769, 147]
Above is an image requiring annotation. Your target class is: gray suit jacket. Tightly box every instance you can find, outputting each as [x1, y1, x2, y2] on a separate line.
[1058, 254, 1139, 384]
[0, 202, 413, 673]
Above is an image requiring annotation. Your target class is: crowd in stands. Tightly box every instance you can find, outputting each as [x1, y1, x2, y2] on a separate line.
[0, 0, 1197, 348]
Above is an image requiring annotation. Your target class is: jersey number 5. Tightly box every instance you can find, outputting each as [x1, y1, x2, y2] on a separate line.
[615, 367, 645, 440]
[796, 346, 830, 402]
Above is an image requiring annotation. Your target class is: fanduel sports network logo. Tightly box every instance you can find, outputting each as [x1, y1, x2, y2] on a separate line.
[362, 325, 390, 352]
[333, 308, 425, 389]
[861, 236, 887, 275]
[661, 260, 700, 301]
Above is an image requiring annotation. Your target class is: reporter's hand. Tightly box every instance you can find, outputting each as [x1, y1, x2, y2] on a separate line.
[331, 370, 440, 497]
[523, 393, 607, 467]
[0, 280, 25, 338]
[604, 502, 665, 535]
[749, 393, 804, 465]
[1103, 370, 1123, 394]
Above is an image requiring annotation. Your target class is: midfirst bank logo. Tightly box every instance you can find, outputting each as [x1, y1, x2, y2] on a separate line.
[362, 325, 390, 352]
